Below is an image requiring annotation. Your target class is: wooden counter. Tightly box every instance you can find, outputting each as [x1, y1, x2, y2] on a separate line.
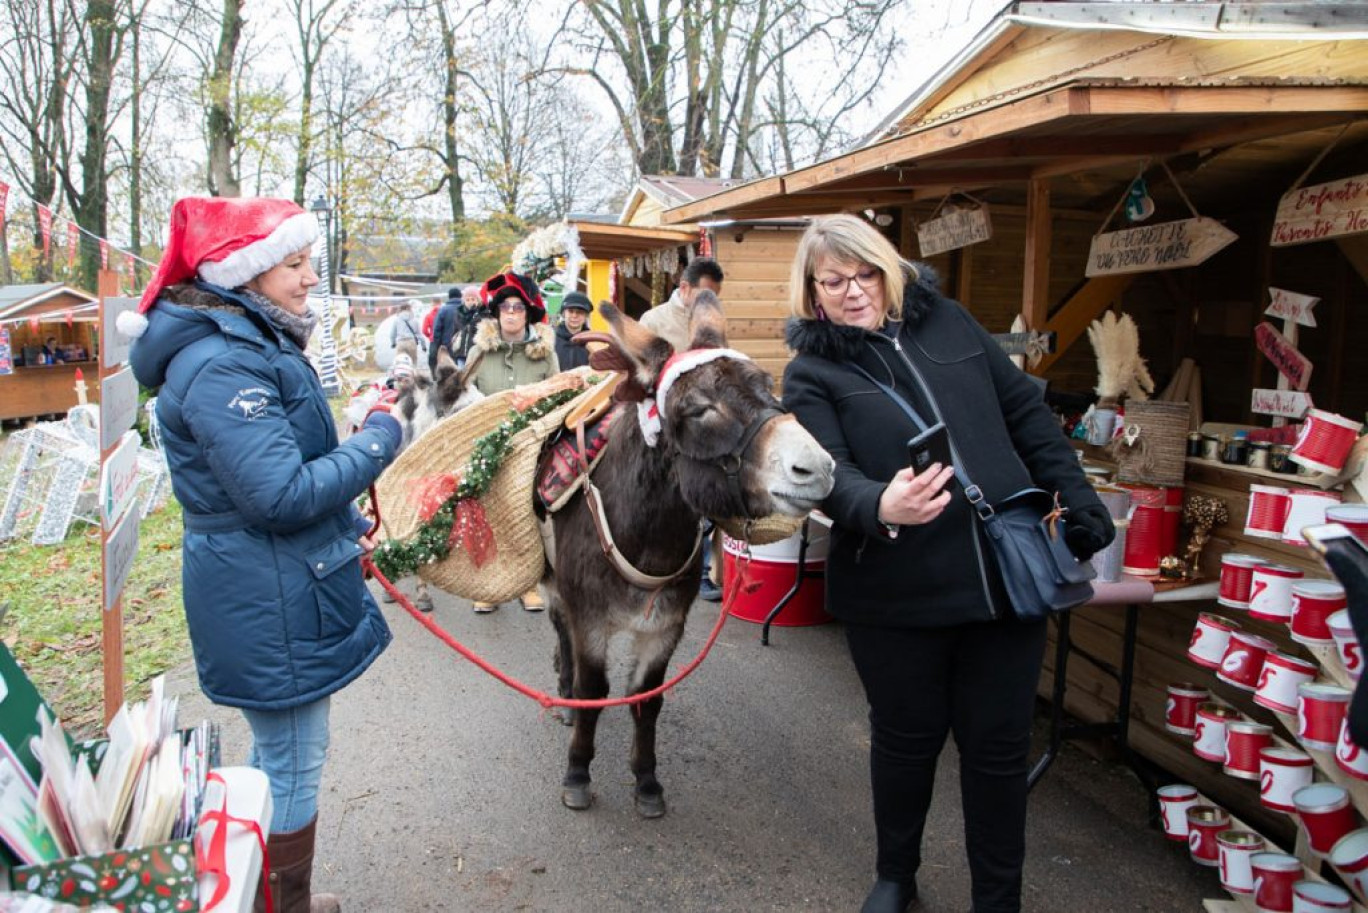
[1041, 456, 1344, 843]
[0, 361, 100, 421]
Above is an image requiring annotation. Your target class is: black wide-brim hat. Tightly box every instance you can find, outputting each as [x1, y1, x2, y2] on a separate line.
[480, 271, 546, 323]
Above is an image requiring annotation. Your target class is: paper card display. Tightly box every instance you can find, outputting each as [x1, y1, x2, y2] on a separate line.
[1271, 172, 1368, 247]
[916, 205, 992, 257]
[100, 297, 137, 369]
[0, 645, 63, 792]
[12, 838, 198, 909]
[103, 507, 139, 613]
[1086, 217, 1238, 277]
[1254, 322, 1313, 392]
[99, 366, 137, 452]
[1251, 388, 1313, 420]
[100, 430, 140, 531]
[1266, 287, 1319, 328]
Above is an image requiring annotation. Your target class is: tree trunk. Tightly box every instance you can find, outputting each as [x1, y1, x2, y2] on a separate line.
[293, 60, 314, 206]
[129, 17, 142, 253]
[206, 0, 243, 197]
[437, 2, 464, 225]
[76, 0, 115, 291]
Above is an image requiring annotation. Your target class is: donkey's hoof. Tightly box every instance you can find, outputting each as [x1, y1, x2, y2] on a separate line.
[634, 792, 667, 819]
[561, 783, 593, 810]
[414, 593, 434, 613]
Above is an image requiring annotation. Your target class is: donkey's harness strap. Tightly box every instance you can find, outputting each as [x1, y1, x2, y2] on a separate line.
[583, 478, 704, 589]
[721, 405, 784, 518]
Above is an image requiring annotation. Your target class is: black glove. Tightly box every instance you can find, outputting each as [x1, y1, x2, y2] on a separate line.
[1064, 502, 1115, 561]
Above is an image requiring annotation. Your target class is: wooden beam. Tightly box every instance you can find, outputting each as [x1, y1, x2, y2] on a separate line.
[1022, 178, 1052, 334]
[1036, 274, 1136, 374]
[1083, 85, 1368, 118]
[815, 165, 1037, 193]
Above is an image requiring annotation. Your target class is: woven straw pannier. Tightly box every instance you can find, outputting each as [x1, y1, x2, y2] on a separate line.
[1112, 400, 1190, 488]
[374, 373, 590, 603]
[715, 512, 806, 547]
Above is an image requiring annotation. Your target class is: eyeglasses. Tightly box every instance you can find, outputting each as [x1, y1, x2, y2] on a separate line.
[813, 268, 882, 297]
[498, 302, 526, 313]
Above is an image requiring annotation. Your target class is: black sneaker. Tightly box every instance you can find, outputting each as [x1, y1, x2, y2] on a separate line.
[698, 580, 723, 602]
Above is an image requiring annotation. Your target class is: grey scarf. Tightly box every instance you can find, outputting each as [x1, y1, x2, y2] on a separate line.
[243, 288, 319, 349]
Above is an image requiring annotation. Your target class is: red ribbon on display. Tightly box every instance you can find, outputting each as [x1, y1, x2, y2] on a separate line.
[195, 772, 273, 913]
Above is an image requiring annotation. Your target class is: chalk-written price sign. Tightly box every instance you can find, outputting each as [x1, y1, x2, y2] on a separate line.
[1254, 322, 1313, 392]
[99, 366, 138, 452]
[916, 206, 992, 257]
[101, 297, 137, 369]
[102, 506, 139, 612]
[100, 430, 140, 531]
[1251, 389, 1313, 420]
[1266, 287, 1319, 328]
[1086, 217, 1238, 277]
[1271, 172, 1368, 247]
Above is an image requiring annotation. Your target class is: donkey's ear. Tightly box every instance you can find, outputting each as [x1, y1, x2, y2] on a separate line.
[434, 346, 459, 384]
[600, 303, 673, 393]
[687, 290, 727, 349]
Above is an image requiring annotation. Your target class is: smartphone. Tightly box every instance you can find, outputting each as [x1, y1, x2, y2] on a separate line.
[907, 422, 954, 476]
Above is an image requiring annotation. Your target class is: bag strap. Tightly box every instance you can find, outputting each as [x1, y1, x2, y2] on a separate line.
[843, 362, 996, 521]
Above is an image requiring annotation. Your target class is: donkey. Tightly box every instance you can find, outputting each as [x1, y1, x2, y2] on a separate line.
[543, 293, 834, 817]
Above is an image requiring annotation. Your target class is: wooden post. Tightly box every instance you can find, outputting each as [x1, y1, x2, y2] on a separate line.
[1022, 178, 1052, 332]
[97, 268, 124, 723]
[955, 244, 974, 307]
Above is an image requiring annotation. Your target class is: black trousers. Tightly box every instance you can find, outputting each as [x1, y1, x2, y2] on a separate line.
[845, 616, 1047, 913]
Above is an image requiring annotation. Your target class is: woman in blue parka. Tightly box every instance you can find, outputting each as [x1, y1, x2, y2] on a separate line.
[125, 196, 403, 913]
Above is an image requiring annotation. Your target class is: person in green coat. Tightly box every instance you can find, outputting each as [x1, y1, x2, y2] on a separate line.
[465, 270, 559, 613]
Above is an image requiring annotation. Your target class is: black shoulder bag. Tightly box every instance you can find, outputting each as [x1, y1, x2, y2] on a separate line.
[846, 362, 1095, 620]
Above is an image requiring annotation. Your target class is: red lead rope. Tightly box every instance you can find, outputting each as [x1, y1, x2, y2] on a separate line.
[361, 488, 756, 710]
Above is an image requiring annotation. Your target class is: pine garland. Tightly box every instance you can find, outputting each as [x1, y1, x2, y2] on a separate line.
[371, 387, 581, 580]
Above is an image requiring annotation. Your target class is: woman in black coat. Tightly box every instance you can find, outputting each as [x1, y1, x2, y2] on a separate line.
[781, 214, 1113, 913]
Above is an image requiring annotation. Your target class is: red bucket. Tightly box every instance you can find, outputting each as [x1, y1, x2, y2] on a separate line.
[722, 527, 831, 626]
[1120, 484, 1167, 576]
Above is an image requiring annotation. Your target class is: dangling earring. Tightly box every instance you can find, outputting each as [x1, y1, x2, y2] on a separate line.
[816, 304, 828, 322]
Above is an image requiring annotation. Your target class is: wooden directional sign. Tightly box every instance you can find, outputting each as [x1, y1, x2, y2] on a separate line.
[1251, 388, 1313, 420]
[917, 206, 992, 257]
[1086, 217, 1238, 277]
[1254, 322, 1313, 392]
[101, 297, 137, 369]
[1271, 172, 1368, 247]
[1266, 287, 1320, 328]
[103, 506, 139, 612]
[99, 366, 138, 452]
[100, 430, 140, 532]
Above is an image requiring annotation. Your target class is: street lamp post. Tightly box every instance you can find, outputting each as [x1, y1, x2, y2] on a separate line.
[309, 195, 341, 396]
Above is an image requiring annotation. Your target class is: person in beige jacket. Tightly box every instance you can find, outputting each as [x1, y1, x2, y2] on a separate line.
[639, 257, 725, 351]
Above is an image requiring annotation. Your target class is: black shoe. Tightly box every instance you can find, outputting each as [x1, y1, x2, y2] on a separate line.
[861, 879, 917, 913]
[698, 580, 723, 602]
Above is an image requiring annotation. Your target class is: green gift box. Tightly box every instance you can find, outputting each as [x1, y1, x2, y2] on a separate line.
[12, 839, 199, 911]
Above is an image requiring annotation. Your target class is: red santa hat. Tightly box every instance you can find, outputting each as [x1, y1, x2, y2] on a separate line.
[119, 196, 319, 339]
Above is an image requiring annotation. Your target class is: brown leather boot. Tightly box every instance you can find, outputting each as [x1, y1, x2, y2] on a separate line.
[253, 816, 341, 913]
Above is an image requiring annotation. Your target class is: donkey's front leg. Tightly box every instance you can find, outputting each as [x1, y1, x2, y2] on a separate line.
[548, 603, 575, 727]
[562, 635, 609, 811]
[627, 627, 684, 819]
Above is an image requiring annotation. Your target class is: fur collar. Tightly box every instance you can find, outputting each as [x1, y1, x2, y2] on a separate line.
[162, 282, 247, 316]
[473, 318, 554, 360]
[784, 262, 942, 361]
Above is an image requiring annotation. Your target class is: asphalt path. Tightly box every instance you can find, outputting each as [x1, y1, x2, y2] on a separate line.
[171, 582, 1217, 911]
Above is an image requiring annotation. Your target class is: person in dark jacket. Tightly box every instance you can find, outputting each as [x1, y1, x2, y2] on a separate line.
[429, 285, 483, 372]
[553, 291, 593, 369]
[124, 196, 403, 913]
[781, 214, 1113, 913]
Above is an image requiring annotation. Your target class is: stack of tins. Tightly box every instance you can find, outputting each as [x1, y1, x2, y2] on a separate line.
[1118, 483, 1183, 576]
[721, 521, 832, 626]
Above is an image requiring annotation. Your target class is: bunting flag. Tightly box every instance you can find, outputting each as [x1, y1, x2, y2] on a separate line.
[66, 222, 78, 268]
[125, 251, 136, 290]
[608, 261, 619, 305]
[698, 226, 712, 258]
[100, 239, 109, 268]
[28, 317, 40, 334]
[64, 309, 73, 328]
[36, 204, 52, 256]
[0, 181, 8, 229]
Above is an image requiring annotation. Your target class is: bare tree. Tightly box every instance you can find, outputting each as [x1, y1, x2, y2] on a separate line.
[286, 0, 354, 206]
[205, 0, 244, 196]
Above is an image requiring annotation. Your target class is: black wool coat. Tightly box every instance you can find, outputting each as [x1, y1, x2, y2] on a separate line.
[782, 265, 1111, 628]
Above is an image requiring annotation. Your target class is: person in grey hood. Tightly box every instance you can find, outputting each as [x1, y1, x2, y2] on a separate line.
[781, 214, 1112, 913]
[123, 196, 402, 913]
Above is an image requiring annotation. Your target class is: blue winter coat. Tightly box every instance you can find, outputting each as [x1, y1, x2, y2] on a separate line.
[129, 281, 396, 711]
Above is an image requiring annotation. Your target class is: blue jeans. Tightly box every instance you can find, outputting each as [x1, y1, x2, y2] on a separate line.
[243, 696, 331, 833]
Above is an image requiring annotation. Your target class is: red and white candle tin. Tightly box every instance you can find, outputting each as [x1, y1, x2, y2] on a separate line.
[1259, 747, 1315, 814]
[1283, 489, 1343, 547]
[1254, 652, 1319, 715]
[1291, 409, 1364, 475]
[1327, 829, 1368, 905]
[1219, 632, 1277, 691]
[1248, 563, 1305, 623]
[1122, 485, 1167, 576]
[1166, 683, 1210, 736]
[1224, 721, 1274, 780]
[1298, 683, 1352, 751]
[1195, 703, 1243, 762]
[1251, 851, 1302, 913]
[1291, 580, 1348, 645]
[1336, 718, 1368, 781]
[1190, 613, 1241, 669]
[1291, 879, 1353, 912]
[1328, 609, 1362, 682]
[1292, 783, 1359, 858]
[1218, 829, 1266, 895]
[1326, 504, 1368, 548]
[1246, 485, 1293, 540]
[1157, 783, 1201, 841]
[1187, 805, 1231, 866]
[1219, 553, 1265, 609]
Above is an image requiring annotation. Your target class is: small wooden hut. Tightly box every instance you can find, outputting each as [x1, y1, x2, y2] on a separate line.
[0, 284, 100, 422]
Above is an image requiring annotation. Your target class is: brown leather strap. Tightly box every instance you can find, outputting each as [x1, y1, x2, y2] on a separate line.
[583, 479, 703, 590]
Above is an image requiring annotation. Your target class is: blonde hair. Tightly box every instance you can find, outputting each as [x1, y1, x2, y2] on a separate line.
[788, 213, 915, 326]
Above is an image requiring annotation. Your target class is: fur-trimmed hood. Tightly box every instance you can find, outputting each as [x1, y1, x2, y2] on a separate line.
[473, 318, 555, 360]
[784, 262, 942, 362]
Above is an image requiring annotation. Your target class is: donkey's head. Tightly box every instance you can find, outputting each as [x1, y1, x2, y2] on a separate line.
[392, 346, 484, 450]
[593, 293, 833, 520]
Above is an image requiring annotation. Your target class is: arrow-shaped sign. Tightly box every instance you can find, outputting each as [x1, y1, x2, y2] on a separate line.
[1251, 388, 1313, 420]
[1086, 216, 1238, 277]
[1254, 322, 1313, 392]
[1266, 287, 1319, 328]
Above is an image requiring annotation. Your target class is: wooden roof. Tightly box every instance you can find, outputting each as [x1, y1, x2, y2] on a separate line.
[568, 221, 698, 260]
[0, 284, 98, 323]
[662, 82, 1368, 223]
